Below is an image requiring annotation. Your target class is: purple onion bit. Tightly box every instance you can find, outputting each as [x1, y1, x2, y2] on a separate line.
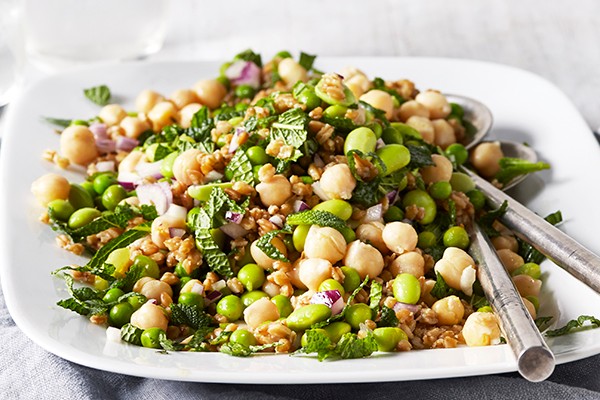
[393, 301, 421, 314]
[293, 200, 310, 213]
[310, 290, 345, 315]
[225, 210, 244, 224]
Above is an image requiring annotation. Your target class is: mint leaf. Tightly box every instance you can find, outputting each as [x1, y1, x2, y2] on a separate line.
[377, 306, 399, 328]
[545, 315, 600, 337]
[220, 342, 253, 357]
[406, 143, 434, 169]
[195, 225, 233, 277]
[335, 331, 378, 359]
[270, 108, 309, 153]
[478, 201, 508, 238]
[298, 52, 316, 71]
[286, 210, 353, 240]
[225, 147, 255, 185]
[255, 229, 290, 262]
[535, 316, 553, 332]
[170, 303, 214, 330]
[369, 281, 383, 317]
[85, 227, 149, 271]
[54, 273, 107, 316]
[430, 272, 461, 299]
[312, 277, 370, 329]
[188, 106, 215, 144]
[518, 211, 563, 264]
[121, 323, 144, 346]
[234, 49, 262, 67]
[297, 329, 335, 361]
[84, 85, 111, 106]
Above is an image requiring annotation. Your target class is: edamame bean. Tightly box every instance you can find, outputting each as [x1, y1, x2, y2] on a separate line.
[418, 231, 437, 249]
[344, 127, 377, 155]
[109, 302, 134, 328]
[373, 327, 407, 351]
[315, 77, 356, 106]
[235, 84, 255, 99]
[216, 295, 244, 321]
[293, 225, 310, 252]
[178, 292, 205, 310]
[390, 122, 421, 141]
[286, 304, 332, 331]
[381, 125, 403, 145]
[402, 190, 437, 225]
[313, 199, 353, 220]
[323, 104, 348, 118]
[318, 279, 345, 296]
[69, 183, 95, 209]
[445, 143, 468, 166]
[341, 266, 361, 293]
[141, 327, 165, 349]
[384, 205, 404, 222]
[237, 263, 265, 291]
[467, 189, 486, 210]
[216, 134, 228, 148]
[429, 181, 452, 200]
[246, 146, 269, 166]
[102, 184, 128, 211]
[188, 182, 234, 201]
[271, 294, 294, 318]
[68, 207, 101, 229]
[241, 290, 269, 308]
[375, 144, 411, 176]
[80, 181, 96, 197]
[160, 152, 179, 179]
[323, 321, 352, 343]
[344, 303, 372, 330]
[230, 329, 257, 347]
[106, 248, 131, 279]
[295, 87, 321, 110]
[92, 173, 118, 195]
[511, 262, 541, 279]
[449, 172, 475, 193]
[443, 226, 470, 249]
[103, 288, 125, 303]
[127, 293, 147, 310]
[392, 273, 421, 304]
[47, 199, 75, 221]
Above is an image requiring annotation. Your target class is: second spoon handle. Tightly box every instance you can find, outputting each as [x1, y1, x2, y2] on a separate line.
[466, 170, 600, 294]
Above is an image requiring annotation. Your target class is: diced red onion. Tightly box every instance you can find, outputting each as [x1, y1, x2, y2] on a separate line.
[212, 280, 227, 292]
[106, 327, 122, 343]
[165, 203, 187, 223]
[136, 182, 172, 215]
[311, 181, 330, 201]
[148, 299, 158, 305]
[117, 171, 140, 190]
[293, 200, 310, 213]
[313, 153, 325, 168]
[376, 138, 386, 150]
[189, 282, 204, 296]
[386, 190, 397, 204]
[89, 122, 107, 139]
[205, 290, 222, 304]
[225, 211, 244, 224]
[225, 60, 262, 89]
[204, 170, 224, 183]
[310, 290, 345, 315]
[363, 203, 384, 222]
[116, 136, 139, 152]
[393, 302, 421, 314]
[95, 160, 115, 173]
[135, 161, 163, 179]
[219, 222, 248, 239]
[96, 138, 116, 154]
[228, 127, 245, 154]
[169, 227, 186, 238]
[269, 215, 284, 228]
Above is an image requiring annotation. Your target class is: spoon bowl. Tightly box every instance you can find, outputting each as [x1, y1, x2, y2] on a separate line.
[445, 94, 493, 149]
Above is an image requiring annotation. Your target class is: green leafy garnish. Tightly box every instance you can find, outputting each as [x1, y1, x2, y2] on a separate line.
[225, 146, 255, 185]
[372, 77, 405, 105]
[405, 143, 435, 169]
[270, 108, 309, 160]
[255, 229, 291, 262]
[430, 272, 461, 299]
[545, 315, 600, 337]
[195, 223, 233, 278]
[43, 117, 72, 128]
[312, 277, 370, 329]
[495, 157, 550, 185]
[234, 49, 262, 67]
[286, 210, 345, 231]
[377, 306, 399, 328]
[534, 316, 553, 332]
[296, 329, 335, 361]
[335, 331, 378, 359]
[170, 303, 214, 330]
[518, 210, 562, 264]
[298, 52, 317, 71]
[478, 201, 508, 238]
[55, 273, 107, 316]
[84, 85, 111, 106]
[121, 323, 144, 346]
[85, 227, 149, 272]
[220, 342, 278, 357]
[369, 281, 383, 317]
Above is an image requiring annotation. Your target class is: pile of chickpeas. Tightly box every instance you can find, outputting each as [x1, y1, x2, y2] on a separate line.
[32, 52, 545, 356]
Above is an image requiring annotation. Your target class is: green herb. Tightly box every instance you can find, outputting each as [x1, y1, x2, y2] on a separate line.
[298, 52, 317, 71]
[287, 210, 346, 231]
[270, 108, 309, 159]
[170, 303, 214, 330]
[470, 294, 490, 309]
[335, 331, 378, 359]
[478, 201, 508, 238]
[225, 147, 255, 185]
[369, 281, 383, 317]
[55, 273, 107, 316]
[85, 227, 149, 272]
[377, 306, 399, 328]
[84, 85, 111, 106]
[188, 106, 215, 144]
[320, 115, 357, 133]
[430, 272, 461, 299]
[535, 316, 553, 331]
[42, 117, 72, 128]
[210, 330, 232, 345]
[295, 329, 335, 361]
[495, 157, 550, 185]
[518, 210, 562, 264]
[447, 198, 457, 226]
[220, 342, 279, 357]
[234, 49, 262, 67]
[53, 262, 116, 284]
[187, 326, 216, 350]
[359, 100, 389, 126]
[121, 323, 144, 346]
[351, 180, 381, 207]
[312, 277, 370, 329]
[545, 315, 600, 337]
[195, 225, 234, 278]
[110, 263, 144, 291]
[158, 330, 185, 351]
[255, 229, 291, 262]
[405, 143, 434, 169]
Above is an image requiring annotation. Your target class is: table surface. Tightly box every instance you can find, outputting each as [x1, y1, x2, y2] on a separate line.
[2, 0, 600, 398]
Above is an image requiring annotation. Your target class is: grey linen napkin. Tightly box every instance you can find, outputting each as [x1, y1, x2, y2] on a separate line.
[1, 282, 599, 400]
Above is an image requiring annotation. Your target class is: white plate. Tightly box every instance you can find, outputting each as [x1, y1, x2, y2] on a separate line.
[2, 58, 600, 384]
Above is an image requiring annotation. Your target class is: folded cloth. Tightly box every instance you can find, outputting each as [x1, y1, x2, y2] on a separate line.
[1, 282, 599, 400]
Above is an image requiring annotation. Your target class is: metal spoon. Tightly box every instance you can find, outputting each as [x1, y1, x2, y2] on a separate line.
[444, 94, 493, 149]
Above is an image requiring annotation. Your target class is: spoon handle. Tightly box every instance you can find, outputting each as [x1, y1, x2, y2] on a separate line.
[469, 223, 555, 382]
[467, 170, 600, 294]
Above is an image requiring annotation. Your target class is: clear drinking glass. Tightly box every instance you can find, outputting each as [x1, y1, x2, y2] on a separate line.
[23, 0, 170, 70]
[0, 0, 26, 106]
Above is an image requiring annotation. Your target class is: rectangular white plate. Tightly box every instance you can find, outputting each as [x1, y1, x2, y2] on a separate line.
[2, 58, 600, 383]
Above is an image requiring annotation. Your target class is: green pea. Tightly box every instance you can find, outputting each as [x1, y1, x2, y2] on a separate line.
[315, 77, 356, 106]
[178, 277, 192, 289]
[381, 126, 403, 145]
[467, 189, 486, 210]
[132, 255, 160, 279]
[141, 327, 165, 349]
[450, 172, 475, 193]
[341, 228, 356, 244]
[402, 190, 437, 225]
[216, 295, 244, 321]
[102, 288, 125, 303]
[477, 305, 493, 313]
[323, 321, 352, 343]
[188, 182, 234, 201]
[344, 127, 377, 155]
[271, 294, 294, 318]
[178, 292, 205, 310]
[322, 104, 348, 118]
[80, 181, 97, 197]
[344, 303, 372, 330]
[108, 302, 134, 328]
[246, 146, 269, 166]
[375, 144, 411, 176]
[292, 225, 310, 252]
[525, 295, 540, 311]
[418, 231, 437, 249]
[429, 181, 452, 200]
[92, 173, 118, 195]
[445, 143, 468, 166]
[230, 329, 257, 347]
[216, 134, 228, 148]
[102, 184, 128, 211]
[252, 165, 262, 183]
[318, 279, 345, 296]
[312, 199, 353, 220]
[235, 84, 255, 99]
[296, 88, 321, 110]
[392, 273, 421, 304]
[237, 263, 265, 291]
[373, 327, 407, 352]
[390, 122, 422, 141]
[443, 226, 470, 249]
[241, 290, 269, 308]
[160, 152, 179, 179]
[512, 262, 541, 279]
[68, 207, 101, 229]
[47, 199, 75, 221]
[69, 183, 95, 209]
[286, 304, 332, 331]
[384, 205, 404, 222]
[127, 293, 147, 310]
[341, 266, 361, 293]
[300, 176, 313, 184]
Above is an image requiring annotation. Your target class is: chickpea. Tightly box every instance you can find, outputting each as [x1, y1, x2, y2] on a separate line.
[339, 66, 366, 81]
[31, 173, 71, 206]
[382, 221, 418, 254]
[356, 221, 388, 254]
[415, 90, 451, 119]
[345, 74, 371, 98]
[170, 89, 200, 110]
[193, 79, 227, 109]
[244, 297, 280, 329]
[120, 116, 150, 139]
[147, 101, 178, 132]
[99, 104, 127, 126]
[255, 175, 293, 207]
[522, 297, 537, 319]
[135, 278, 173, 301]
[151, 215, 186, 248]
[399, 100, 430, 122]
[512, 275, 542, 298]
[287, 262, 307, 290]
[406, 116, 435, 144]
[389, 251, 425, 278]
[133, 277, 154, 292]
[421, 154, 453, 184]
[298, 258, 334, 292]
[491, 235, 519, 252]
[421, 279, 437, 306]
[130, 302, 168, 331]
[319, 164, 356, 200]
[250, 237, 288, 270]
[360, 90, 394, 119]
[303, 226, 346, 263]
[496, 249, 524, 273]
[135, 89, 164, 114]
[172, 149, 204, 186]
[343, 240, 384, 279]
[118, 150, 146, 173]
[278, 58, 308, 86]
[434, 247, 477, 295]
[432, 295, 465, 325]
[60, 125, 99, 166]
[462, 312, 501, 347]
[179, 103, 203, 128]
[262, 281, 281, 297]
[432, 119, 456, 149]
[470, 142, 504, 178]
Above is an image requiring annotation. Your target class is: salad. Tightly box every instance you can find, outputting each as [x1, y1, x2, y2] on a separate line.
[31, 50, 555, 359]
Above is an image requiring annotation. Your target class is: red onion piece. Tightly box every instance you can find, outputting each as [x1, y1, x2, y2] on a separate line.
[313, 153, 325, 168]
[393, 302, 421, 314]
[225, 60, 262, 89]
[169, 227, 186, 238]
[205, 290, 222, 304]
[376, 138, 386, 150]
[89, 122, 107, 139]
[225, 211, 244, 224]
[293, 200, 310, 213]
[116, 136, 139, 152]
[219, 222, 248, 239]
[386, 190, 398, 204]
[117, 171, 140, 190]
[204, 170, 224, 183]
[96, 138, 116, 154]
[269, 215, 284, 228]
[136, 183, 172, 215]
[310, 290, 345, 315]
[135, 161, 163, 179]
[228, 127, 245, 154]
[95, 160, 115, 173]
[189, 282, 204, 296]
[363, 203, 384, 222]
